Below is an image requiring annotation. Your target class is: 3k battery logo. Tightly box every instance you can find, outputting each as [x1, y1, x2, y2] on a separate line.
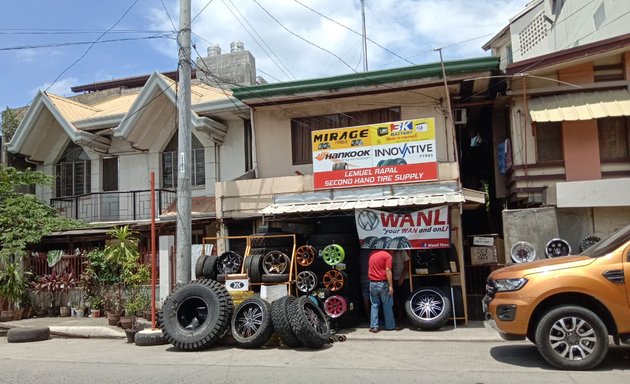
[391, 121, 413, 132]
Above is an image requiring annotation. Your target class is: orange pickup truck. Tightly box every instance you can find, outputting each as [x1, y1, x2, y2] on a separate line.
[483, 224, 630, 370]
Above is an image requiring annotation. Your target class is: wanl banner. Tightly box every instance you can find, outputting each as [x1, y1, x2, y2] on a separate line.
[355, 206, 450, 249]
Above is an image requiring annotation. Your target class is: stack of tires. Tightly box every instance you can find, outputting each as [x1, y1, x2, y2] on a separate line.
[245, 234, 295, 284]
[158, 279, 331, 350]
[195, 251, 243, 283]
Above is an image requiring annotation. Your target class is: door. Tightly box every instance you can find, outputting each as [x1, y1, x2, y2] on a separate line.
[100, 157, 119, 221]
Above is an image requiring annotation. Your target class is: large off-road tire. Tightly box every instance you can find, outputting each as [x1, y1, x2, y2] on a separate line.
[7, 327, 50, 343]
[405, 287, 451, 330]
[535, 305, 608, 370]
[158, 279, 233, 351]
[288, 296, 330, 349]
[271, 295, 302, 348]
[231, 297, 274, 348]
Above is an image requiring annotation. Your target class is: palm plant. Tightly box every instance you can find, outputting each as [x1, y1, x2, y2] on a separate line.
[0, 252, 30, 310]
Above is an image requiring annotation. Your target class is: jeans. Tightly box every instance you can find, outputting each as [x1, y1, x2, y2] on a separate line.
[369, 281, 395, 330]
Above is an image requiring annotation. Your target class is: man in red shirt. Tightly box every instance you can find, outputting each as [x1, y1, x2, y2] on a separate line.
[367, 249, 396, 332]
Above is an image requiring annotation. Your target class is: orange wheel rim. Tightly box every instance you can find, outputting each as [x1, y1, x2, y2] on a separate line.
[323, 270, 344, 291]
[296, 245, 316, 267]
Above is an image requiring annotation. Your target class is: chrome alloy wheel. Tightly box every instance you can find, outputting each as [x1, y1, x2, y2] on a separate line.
[548, 316, 597, 361]
[296, 270, 317, 293]
[410, 289, 446, 320]
[233, 301, 264, 339]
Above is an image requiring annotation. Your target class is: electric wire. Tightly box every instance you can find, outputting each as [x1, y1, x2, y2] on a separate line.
[0, 35, 173, 51]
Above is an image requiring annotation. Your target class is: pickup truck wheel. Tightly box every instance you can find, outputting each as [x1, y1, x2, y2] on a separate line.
[535, 305, 608, 370]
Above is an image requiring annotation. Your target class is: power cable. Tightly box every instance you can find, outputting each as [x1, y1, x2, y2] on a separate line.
[160, 0, 178, 32]
[223, 0, 296, 80]
[0, 35, 173, 51]
[191, 0, 216, 25]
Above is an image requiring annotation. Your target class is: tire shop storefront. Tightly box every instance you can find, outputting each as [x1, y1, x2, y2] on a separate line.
[252, 118, 486, 329]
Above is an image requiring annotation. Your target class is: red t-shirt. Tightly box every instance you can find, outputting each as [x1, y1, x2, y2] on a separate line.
[368, 250, 392, 281]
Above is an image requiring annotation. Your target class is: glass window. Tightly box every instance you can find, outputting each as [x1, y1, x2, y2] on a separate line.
[536, 122, 564, 162]
[162, 132, 205, 188]
[55, 142, 91, 197]
[290, 107, 401, 165]
[598, 117, 630, 162]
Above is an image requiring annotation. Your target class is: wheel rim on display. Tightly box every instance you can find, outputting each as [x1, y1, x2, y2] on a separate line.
[217, 251, 243, 274]
[233, 301, 264, 339]
[296, 270, 318, 293]
[510, 241, 536, 263]
[545, 238, 571, 258]
[410, 289, 446, 321]
[322, 244, 345, 266]
[302, 300, 329, 336]
[324, 295, 347, 318]
[296, 245, 316, 267]
[262, 251, 290, 274]
[322, 269, 345, 291]
[579, 235, 601, 252]
[548, 316, 598, 362]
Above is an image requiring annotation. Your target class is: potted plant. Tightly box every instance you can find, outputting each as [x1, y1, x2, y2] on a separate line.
[0, 252, 30, 322]
[32, 270, 76, 317]
[89, 295, 102, 318]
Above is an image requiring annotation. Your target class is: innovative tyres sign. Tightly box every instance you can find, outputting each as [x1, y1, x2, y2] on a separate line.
[311, 118, 438, 190]
[355, 206, 450, 249]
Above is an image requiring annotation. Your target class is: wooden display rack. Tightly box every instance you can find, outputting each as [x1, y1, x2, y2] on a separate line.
[201, 233, 297, 296]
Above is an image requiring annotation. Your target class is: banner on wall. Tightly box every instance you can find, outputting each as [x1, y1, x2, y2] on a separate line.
[355, 206, 450, 249]
[311, 118, 438, 190]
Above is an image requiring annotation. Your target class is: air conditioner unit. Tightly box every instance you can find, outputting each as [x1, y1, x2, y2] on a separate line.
[453, 108, 467, 125]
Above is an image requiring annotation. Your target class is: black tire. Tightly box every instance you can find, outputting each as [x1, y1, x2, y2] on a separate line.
[388, 236, 411, 249]
[7, 327, 50, 343]
[391, 158, 407, 165]
[534, 305, 608, 370]
[361, 236, 379, 249]
[579, 235, 601, 252]
[332, 162, 348, 171]
[230, 297, 274, 348]
[134, 329, 168, 346]
[288, 296, 330, 349]
[195, 255, 208, 279]
[249, 254, 263, 284]
[158, 279, 233, 351]
[261, 273, 290, 283]
[373, 236, 391, 249]
[203, 255, 218, 280]
[405, 287, 451, 330]
[216, 274, 226, 283]
[271, 295, 303, 348]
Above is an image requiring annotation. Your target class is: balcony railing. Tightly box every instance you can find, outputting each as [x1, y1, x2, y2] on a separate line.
[50, 189, 177, 223]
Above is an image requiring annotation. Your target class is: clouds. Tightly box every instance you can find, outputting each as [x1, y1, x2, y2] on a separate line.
[146, 0, 528, 83]
[31, 77, 79, 98]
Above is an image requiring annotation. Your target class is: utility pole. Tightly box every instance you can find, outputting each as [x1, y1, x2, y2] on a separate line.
[176, 0, 192, 284]
[360, 0, 368, 71]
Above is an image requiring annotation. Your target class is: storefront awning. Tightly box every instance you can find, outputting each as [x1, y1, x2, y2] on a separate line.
[260, 182, 485, 215]
[528, 89, 630, 122]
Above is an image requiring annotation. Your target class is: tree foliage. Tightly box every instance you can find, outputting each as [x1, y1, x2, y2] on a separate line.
[1, 107, 21, 142]
[0, 164, 82, 255]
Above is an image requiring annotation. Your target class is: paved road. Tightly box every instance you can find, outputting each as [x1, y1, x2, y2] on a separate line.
[1, 336, 629, 383]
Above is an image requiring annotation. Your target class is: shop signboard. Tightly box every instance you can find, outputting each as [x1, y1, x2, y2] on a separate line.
[355, 206, 450, 249]
[311, 118, 438, 190]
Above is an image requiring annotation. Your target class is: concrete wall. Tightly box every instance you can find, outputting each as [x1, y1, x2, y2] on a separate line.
[502, 207, 559, 263]
[252, 88, 450, 179]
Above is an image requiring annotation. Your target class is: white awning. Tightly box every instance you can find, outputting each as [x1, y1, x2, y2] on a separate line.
[528, 89, 630, 122]
[261, 191, 482, 215]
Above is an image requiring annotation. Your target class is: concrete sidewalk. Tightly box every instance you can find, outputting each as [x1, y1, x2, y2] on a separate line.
[0, 316, 503, 342]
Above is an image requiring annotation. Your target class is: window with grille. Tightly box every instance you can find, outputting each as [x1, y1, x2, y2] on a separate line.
[536, 122, 564, 162]
[290, 107, 401, 165]
[598, 117, 630, 162]
[55, 142, 91, 197]
[518, 12, 550, 55]
[162, 133, 205, 188]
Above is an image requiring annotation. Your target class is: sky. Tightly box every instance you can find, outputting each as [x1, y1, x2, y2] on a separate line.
[0, 0, 530, 111]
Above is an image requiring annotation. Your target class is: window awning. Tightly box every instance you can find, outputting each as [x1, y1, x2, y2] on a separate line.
[260, 183, 485, 215]
[528, 89, 630, 122]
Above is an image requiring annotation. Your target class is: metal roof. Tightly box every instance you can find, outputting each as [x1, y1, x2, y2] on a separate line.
[528, 89, 630, 122]
[233, 56, 499, 101]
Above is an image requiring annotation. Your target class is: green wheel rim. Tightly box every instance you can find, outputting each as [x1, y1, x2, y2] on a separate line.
[322, 244, 345, 265]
